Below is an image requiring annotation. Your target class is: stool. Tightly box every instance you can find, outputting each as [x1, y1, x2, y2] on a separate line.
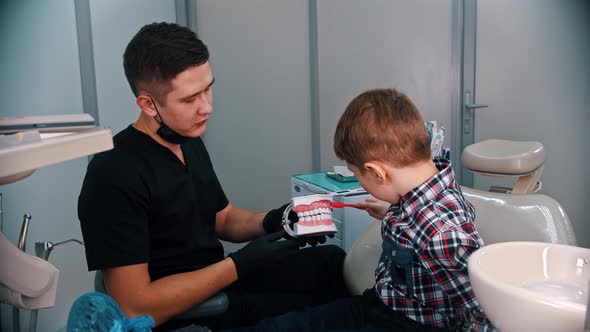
[462, 139, 545, 194]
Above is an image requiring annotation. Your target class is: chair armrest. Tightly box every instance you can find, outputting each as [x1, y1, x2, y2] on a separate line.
[94, 271, 229, 319]
[174, 292, 229, 319]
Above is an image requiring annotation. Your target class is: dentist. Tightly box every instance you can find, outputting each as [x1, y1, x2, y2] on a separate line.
[78, 22, 348, 332]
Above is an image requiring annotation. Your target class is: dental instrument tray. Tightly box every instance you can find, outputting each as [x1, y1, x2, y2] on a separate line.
[326, 171, 357, 183]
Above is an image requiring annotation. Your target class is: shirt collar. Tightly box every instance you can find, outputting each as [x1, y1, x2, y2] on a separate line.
[386, 158, 456, 220]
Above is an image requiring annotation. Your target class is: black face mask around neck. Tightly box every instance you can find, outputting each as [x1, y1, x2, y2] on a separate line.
[156, 123, 191, 145]
[150, 96, 191, 145]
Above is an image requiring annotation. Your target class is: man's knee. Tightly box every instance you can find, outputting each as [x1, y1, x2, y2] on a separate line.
[305, 244, 346, 259]
[293, 244, 344, 270]
[313, 244, 346, 264]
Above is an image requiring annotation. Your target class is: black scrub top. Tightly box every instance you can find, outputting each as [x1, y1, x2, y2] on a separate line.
[78, 125, 228, 280]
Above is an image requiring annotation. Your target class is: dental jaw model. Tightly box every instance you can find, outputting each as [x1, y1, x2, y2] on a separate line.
[282, 194, 338, 237]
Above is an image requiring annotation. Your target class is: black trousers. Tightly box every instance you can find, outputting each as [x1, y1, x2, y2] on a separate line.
[156, 244, 349, 332]
[221, 290, 451, 332]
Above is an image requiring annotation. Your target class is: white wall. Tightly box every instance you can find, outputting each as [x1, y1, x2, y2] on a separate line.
[90, 0, 176, 134]
[0, 2, 88, 332]
[1, 1, 587, 331]
[194, 0, 588, 249]
[0, 1, 176, 331]
[194, 0, 454, 211]
[316, 0, 454, 170]
[195, 0, 313, 211]
[475, 0, 590, 247]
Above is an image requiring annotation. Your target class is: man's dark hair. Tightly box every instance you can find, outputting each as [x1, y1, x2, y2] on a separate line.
[123, 22, 209, 103]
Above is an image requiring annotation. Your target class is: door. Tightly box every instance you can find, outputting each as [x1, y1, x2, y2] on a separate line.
[317, 0, 456, 170]
[460, 0, 590, 247]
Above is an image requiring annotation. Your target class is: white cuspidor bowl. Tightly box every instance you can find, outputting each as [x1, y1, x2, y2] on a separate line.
[468, 241, 590, 332]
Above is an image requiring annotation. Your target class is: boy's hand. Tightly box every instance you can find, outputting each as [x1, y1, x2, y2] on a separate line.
[356, 198, 391, 220]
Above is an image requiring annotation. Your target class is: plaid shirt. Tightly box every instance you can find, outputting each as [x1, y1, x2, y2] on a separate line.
[373, 158, 497, 331]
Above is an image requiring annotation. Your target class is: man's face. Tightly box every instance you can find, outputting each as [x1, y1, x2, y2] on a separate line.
[156, 61, 214, 138]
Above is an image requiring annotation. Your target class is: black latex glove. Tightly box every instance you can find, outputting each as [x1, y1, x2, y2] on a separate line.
[228, 230, 304, 278]
[262, 203, 333, 247]
[262, 203, 297, 233]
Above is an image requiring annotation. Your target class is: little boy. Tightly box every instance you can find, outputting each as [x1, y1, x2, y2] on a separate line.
[225, 89, 496, 331]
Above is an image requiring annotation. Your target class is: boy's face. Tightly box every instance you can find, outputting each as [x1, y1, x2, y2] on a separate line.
[156, 61, 214, 138]
[347, 163, 400, 204]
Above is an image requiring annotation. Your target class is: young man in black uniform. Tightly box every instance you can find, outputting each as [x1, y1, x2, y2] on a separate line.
[77, 22, 348, 331]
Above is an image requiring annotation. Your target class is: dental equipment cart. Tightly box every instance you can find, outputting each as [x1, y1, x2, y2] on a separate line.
[291, 172, 374, 251]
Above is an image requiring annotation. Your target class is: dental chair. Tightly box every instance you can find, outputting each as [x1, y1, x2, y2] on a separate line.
[94, 271, 228, 320]
[462, 139, 545, 194]
[342, 187, 578, 295]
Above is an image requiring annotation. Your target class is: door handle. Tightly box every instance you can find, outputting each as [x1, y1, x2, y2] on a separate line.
[463, 90, 488, 134]
[465, 103, 488, 109]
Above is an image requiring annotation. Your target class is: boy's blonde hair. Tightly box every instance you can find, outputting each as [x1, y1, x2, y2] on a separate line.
[334, 89, 431, 169]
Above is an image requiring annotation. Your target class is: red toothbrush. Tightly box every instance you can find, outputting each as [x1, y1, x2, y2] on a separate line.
[331, 202, 366, 210]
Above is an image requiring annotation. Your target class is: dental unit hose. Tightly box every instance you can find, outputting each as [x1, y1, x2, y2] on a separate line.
[34, 239, 84, 261]
[13, 213, 31, 332]
[585, 279, 590, 332]
[28, 239, 84, 332]
[0, 196, 2, 332]
[17, 214, 32, 252]
[0, 193, 3, 232]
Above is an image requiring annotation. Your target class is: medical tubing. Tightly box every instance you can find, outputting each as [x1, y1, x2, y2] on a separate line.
[0, 194, 2, 332]
[12, 213, 32, 332]
[27, 239, 84, 332]
[29, 311, 37, 332]
[0, 193, 3, 232]
[12, 309, 18, 332]
[585, 279, 590, 332]
[17, 214, 32, 251]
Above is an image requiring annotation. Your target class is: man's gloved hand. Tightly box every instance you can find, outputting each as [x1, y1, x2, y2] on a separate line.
[262, 203, 296, 233]
[262, 203, 334, 247]
[228, 230, 304, 279]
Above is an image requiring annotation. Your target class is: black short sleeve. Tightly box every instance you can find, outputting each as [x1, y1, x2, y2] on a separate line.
[78, 126, 227, 279]
[78, 151, 151, 270]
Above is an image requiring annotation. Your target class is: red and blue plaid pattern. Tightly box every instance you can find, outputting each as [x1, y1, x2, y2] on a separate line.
[373, 158, 497, 331]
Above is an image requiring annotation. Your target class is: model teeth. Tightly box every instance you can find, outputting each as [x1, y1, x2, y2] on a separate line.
[297, 208, 332, 220]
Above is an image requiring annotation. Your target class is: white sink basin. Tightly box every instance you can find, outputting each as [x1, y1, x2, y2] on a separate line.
[468, 241, 590, 332]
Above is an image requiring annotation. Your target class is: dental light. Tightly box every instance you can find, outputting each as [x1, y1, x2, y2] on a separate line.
[0, 114, 112, 185]
[0, 114, 113, 329]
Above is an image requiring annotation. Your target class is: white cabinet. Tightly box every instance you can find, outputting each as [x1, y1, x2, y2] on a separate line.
[291, 173, 375, 251]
